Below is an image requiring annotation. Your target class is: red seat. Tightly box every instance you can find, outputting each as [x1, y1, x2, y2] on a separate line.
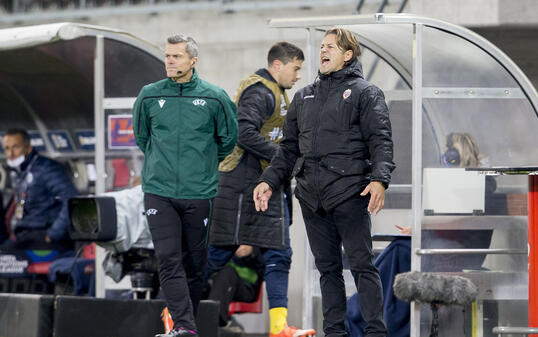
[83, 243, 96, 259]
[111, 158, 130, 188]
[228, 282, 264, 316]
[26, 261, 52, 274]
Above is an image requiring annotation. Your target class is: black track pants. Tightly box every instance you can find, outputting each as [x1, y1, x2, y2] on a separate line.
[300, 194, 387, 337]
[144, 193, 211, 331]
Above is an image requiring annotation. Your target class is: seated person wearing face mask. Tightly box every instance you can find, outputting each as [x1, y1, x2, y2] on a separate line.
[0, 129, 78, 251]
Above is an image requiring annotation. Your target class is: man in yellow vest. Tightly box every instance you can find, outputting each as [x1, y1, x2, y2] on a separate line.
[207, 42, 315, 337]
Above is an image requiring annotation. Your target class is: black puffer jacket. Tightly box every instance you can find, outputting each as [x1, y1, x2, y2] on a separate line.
[260, 59, 395, 211]
[210, 69, 291, 250]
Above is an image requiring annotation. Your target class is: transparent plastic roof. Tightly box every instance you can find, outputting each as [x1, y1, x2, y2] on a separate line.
[269, 14, 538, 170]
[0, 23, 164, 156]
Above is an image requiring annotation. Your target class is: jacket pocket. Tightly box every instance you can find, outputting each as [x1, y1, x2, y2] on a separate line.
[337, 99, 355, 129]
[291, 157, 305, 177]
[324, 157, 367, 176]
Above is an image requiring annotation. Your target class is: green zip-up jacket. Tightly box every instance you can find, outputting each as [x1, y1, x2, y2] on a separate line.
[133, 70, 238, 199]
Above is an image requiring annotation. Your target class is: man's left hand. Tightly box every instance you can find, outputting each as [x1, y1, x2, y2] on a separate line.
[45, 235, 51, 243]
[360, 181, 386, 215]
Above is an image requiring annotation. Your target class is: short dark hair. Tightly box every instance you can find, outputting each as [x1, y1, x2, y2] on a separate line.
[324, 28, 361, 66]
[5, 128, 30, 147]
[167, 34, 198, 58]
[267, 41, 304, 66]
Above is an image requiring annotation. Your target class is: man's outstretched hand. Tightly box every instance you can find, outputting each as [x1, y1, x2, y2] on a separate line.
[253, 182, 273, 212]
[360, 181, 386, 215]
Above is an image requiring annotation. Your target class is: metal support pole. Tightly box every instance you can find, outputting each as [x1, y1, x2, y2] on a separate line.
[411, 22, 423, 337]
[529, 174, 538, 336]
[94, 34, 106, 298]
[302, 26, 316, 331]
[306, 27, 316, 84]
[355, 0, 365, 14]
[377, 0, 389, 13]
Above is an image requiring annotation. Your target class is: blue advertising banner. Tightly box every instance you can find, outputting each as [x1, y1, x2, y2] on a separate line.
[28, 131, 47, 152]
[47, 130, 74, 152]
[74, 130, 96, 151]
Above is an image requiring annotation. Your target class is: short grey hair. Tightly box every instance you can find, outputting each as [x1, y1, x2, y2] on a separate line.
[167, 34, 198, 58]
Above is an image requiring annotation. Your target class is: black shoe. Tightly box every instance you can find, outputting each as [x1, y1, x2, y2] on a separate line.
[155, 327, 198, 337]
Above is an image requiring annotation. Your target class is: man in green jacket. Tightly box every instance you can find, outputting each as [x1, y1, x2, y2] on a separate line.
[133, 34, 238, 337]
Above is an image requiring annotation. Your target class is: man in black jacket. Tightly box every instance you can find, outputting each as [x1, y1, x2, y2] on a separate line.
[208, 42, 314, 337]
[254, 28, 395, 337]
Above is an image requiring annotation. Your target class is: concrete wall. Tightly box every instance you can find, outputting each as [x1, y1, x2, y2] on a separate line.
[471, 25, 538, 89]
[82, 3, 359, 98]
[409, 0, 538, 26]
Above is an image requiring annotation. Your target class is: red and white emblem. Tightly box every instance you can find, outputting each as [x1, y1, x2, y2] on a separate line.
[343, 89, 352, 99]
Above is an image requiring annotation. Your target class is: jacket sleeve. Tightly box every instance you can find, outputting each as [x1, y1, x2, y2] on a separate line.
[132, 87, 150, 154]
[45, 163, 79, 242]
[359, 85, 395, 189]
[258, 90, 302, 190]
[215, 90, 238, 162]
[237, 83, 278, 161]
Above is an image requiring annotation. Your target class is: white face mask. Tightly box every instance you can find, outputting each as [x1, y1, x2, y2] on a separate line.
[7, 154, 25, 168]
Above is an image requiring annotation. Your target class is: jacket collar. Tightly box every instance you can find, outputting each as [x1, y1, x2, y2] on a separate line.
[15, 148, 38, 173]
[318, 58, 364, 83]
[256, 68, 275, 82]
[255, 68, 284, 91]
[167, 68, 199, 89]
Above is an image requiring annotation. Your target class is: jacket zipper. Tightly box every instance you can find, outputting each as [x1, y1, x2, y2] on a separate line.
[280, 189, 286, 247]
[234, 193, 243, 244]
[176, 83, 183, 193]
[312, 78, 329, 209]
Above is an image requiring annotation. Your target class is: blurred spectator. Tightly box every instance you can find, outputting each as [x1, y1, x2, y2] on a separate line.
[398, 132, 505, 272]
[0, 128, 78, 251]
[205, 245, 265, 328]
[0, 189, 5, 240]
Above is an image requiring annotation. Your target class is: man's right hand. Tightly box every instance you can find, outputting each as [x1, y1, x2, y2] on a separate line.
[235, 245, 254, 258]
[253, 182, 272, 212]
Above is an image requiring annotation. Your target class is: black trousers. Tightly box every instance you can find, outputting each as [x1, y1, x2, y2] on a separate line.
[208, 265, 258, 326]
[299, 194, 387, 337]
[144, 193, 210, 331]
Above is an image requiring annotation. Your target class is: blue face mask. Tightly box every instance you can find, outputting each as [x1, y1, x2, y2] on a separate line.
[441, 148, 460, 167]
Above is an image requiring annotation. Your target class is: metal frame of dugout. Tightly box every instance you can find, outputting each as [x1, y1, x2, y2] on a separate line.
[267, 13, 538, 337]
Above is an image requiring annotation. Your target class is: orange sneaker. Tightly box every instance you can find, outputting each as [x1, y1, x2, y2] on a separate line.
[269, 325, 316, 337]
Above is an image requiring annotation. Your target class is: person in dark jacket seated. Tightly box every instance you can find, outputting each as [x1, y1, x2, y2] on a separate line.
[205, 245, 265, 328]
[254, 28, 395, 337]
[0, 129, 77, 251]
